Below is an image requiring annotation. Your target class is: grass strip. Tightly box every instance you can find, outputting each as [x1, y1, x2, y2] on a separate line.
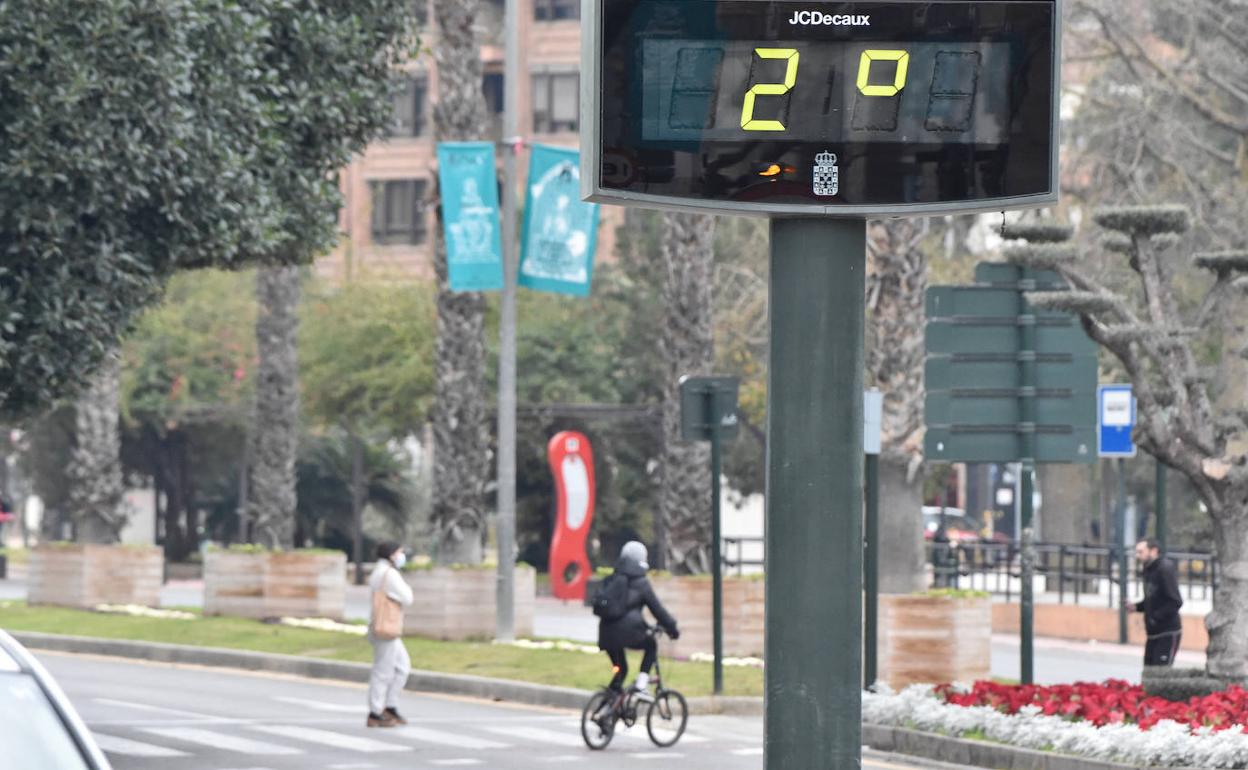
[0, 602, 762, 697]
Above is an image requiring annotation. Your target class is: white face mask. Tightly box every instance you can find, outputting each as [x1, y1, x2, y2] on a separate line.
[391, 552, 407, 569]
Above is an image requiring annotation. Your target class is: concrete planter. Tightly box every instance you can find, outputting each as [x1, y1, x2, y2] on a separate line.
[402, 567, 535, 640]
[649, 575, 765, 659]
[878, 593, 992, 688]
[28, 544, 163, 609]
[204, 550, 346, 620]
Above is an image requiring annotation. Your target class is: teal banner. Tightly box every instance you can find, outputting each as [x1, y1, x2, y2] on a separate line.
[437, 142, 503, 292]
[520, 145, 599, 296]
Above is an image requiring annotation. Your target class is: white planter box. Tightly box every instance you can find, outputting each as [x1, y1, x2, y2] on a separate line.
[28, 544, 163, 609]
[204, 550, 346, 620]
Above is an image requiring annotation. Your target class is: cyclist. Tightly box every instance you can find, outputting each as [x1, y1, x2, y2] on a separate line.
[596, 541, 679, 700]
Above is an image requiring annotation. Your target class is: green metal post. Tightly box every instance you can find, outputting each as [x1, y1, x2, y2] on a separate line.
[708, 386, 724, 696]
[1155, 459, 1167, 554]
[766, 218, 863, 770]
[1117, 457, 1129, 644]
[1018, 269, 1037, 685]
[864, 451, 880, 689]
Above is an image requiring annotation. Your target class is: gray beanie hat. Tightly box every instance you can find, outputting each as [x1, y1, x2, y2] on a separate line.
[620, 540, 649, 570]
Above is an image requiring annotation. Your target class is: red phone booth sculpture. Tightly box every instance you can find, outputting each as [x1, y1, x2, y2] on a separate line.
[547, 431, 595, 601]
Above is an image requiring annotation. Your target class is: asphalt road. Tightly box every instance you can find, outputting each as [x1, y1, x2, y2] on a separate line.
[36, 651, 948, 770]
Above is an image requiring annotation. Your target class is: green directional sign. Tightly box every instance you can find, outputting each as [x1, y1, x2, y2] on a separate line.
[924, 264, 1098, 464]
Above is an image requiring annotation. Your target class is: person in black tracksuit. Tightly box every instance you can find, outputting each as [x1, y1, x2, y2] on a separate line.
[597, 541, 679, 694]
[1133, 538, 1184, 666]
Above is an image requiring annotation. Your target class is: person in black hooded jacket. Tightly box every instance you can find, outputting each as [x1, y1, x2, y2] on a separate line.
[1133, 538, 1184, 666]
[597, 541, 679, 697]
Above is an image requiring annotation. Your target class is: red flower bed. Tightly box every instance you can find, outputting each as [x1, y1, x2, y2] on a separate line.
[935, 680, 1248, 731]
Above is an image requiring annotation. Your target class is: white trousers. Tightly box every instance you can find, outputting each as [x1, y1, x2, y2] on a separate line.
[368, 635, 411, 715]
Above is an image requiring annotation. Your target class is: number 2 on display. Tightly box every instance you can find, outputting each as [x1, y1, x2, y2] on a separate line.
[740, 47, 910, 131]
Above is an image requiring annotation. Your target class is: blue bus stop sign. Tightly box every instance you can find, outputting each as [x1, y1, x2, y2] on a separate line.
[1097, 384, 1136, 458]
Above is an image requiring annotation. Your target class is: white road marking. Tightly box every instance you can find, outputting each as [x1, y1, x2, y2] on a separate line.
[95, 698, 223, 721]
[544, 756, 583, 763]
[630, 752, 683, 759]
[328, 764, 380, 770]
[90, 732, 189, 758]
[732, 747, 764, 756]
[251, 725, 411, 753]
[483, 725, 585, 747]
[143, 727, 303, 755]
[566, 720, 709, 744]
[392, 725, 510, 750]
[429, 760, 483, 766]
[272, 696, 362, 713]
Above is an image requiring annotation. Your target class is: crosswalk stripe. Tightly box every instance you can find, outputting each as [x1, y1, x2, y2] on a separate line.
[251, 725, 411, 753]
[272, 696, 361, 713]
[631, 752, 683, 759]
[483, 725, 585, 747]
[732, 747, 764, 756]
[392, 725, 510, 750]
[429, 760, 483, 766]
[91, 732, 189, 758]
[144, 727, 303, 755]
[96, 698, 223, 721]
[564, 720, 709, 744]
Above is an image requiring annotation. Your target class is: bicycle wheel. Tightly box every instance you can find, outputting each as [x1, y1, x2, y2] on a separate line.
[581, 690, 616, 750]
[646, 689, 688, 747]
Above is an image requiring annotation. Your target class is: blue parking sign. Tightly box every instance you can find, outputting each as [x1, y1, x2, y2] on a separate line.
[1097, 384, 1136, 458]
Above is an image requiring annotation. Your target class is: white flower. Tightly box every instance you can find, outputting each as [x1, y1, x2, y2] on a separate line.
[93, 604, 195, 620]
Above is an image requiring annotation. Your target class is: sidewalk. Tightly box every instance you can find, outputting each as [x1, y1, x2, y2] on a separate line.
[0, 577, 1206, 684]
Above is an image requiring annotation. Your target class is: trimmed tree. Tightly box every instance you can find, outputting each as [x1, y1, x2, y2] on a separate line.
[1008, 205, 1248, 679]
[429, 0, 492, 564]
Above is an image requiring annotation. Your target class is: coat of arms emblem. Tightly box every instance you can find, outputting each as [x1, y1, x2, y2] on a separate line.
[813, 151, 839, 196]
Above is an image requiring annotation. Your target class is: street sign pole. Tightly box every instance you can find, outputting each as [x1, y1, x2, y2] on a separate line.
[1117, 457, 1129, 644]
[708, 391, 724, 696]
[1156, 460, 1167, 554]
[1018, 268, 1037, 686]
[863, 389, 883, 690]
[766, 218, 863, 770]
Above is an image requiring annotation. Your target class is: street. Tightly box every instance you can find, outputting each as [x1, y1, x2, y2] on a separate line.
[37, 652, 946, 770]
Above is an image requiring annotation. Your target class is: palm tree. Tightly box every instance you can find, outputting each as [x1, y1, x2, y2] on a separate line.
[658, 212, 716, 573]
[429, 0, 492, 564]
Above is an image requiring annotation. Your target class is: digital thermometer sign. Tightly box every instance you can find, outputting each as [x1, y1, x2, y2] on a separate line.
[582, 0, 1060, 215]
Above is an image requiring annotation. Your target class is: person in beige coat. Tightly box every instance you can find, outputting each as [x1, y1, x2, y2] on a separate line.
[367, 541, 414, 727]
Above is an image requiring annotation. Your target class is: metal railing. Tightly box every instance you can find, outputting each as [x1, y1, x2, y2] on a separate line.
[927, 541, 1217, 606]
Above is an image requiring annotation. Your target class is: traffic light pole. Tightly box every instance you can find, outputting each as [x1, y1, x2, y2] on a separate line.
[863, 449, 880, 689]
[766, 217, 863, 770]
[708, 397, 724, 696]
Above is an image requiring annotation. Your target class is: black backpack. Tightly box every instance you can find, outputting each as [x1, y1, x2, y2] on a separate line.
[592, 572, 631, 621]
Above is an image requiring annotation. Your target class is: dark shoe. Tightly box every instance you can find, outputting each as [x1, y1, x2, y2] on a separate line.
[383, 707, 408, 725]
[367, 712, 398, 728]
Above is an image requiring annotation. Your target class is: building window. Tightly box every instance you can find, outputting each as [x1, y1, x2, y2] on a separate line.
[532, 73, 578, 133]
[534, 0, 578, 20]
[482, 73, 504, 116]
[370, 179, 428, 246]
[388, 76, 426, 138]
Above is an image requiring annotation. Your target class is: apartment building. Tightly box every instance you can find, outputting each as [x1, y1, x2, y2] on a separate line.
[320, 0, 609, 282]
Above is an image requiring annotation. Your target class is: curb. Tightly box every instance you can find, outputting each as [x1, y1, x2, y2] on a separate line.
[862, 724, 1183, 770]
[10, 631, 762, 716]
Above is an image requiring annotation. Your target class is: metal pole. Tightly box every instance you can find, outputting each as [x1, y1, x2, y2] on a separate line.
[709, 388, 724, 696]
[864, 451, 879, 689]
[351, 431, 366, 586]
[495, 0, 520, 642]
[765, 218, 863, 770]
[1117, 457, 1128, 644]
[1155, 459, 1167, 554]
[1018, 268, 1037, 686]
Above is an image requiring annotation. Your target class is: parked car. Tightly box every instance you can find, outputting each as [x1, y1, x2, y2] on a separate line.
[0, 629, 112, 769]
[922, 507, 1009, 545]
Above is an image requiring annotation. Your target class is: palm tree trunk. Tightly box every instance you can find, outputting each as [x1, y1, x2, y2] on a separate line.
[659, 212, 716, 573]
[68, 351, 126, 543]
[430, 0, 491, 565]
[249, 265, 301, 550]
